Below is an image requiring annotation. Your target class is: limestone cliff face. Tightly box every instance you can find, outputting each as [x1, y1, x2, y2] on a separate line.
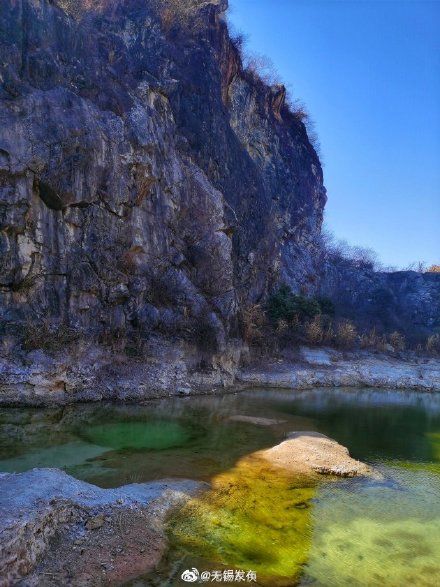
[0, 0, 326, 350]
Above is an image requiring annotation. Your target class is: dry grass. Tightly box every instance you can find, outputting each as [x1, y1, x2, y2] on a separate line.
[335, 320, 358, 349]
[360, 329, 407, 353]
[426, 334, 440, 354]
[304, 316, 325, 345]
[389, 331, 406, 351]
[241, 304, 268, 345]
[153, 0, 204, 31]
[359, 329, 382, 351]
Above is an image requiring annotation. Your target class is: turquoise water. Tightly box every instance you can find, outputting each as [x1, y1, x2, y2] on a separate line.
[1, 388, 440, 585]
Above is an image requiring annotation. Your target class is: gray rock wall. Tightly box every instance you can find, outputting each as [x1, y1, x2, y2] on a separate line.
[0, 0, 325, 354]
[1, 0, 436, 360]
[320, 263, 440, 341]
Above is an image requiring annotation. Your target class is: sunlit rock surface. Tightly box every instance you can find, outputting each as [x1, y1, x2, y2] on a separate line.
[0, 468, 202, 585]
[239, 349, 440, 392]
[0, 0, 325, 354]
[260, 431, 373, 477]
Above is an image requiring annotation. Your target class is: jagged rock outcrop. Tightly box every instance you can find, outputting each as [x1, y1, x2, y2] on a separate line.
[0, 0, 325, 358]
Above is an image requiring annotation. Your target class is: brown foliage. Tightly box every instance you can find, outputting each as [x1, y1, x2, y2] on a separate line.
[241, 304, 268, 346]
[335, 320, 358, 348]
[153, 0, 204, 31]
[244, 53, 281, 86]
[389, 331, 406, 351]
[360, 328, 380, 349]
[304, 315, 325, 345]
[426, 334, 440, 354]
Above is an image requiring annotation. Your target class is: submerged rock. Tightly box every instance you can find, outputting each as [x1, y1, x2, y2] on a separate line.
[162, 431, 373, 586]
[259, 431, 373, 478]
[228, 415, 287, 426]
[165, 451, 317, 586]
[0, 468, 203, 586]
[0, 434, 375, 585]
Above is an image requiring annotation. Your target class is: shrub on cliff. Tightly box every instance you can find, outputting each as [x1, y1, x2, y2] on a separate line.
[320, 227, 381, 271]
[360, 328, 381, 350]
[153, 0, 205, 31]
[266, 285, 324, 324]
[316, 297, 335, 316]
[241, 304, 268, 346]
[304, 316, 325, 345]
[304, 315, 335, 346]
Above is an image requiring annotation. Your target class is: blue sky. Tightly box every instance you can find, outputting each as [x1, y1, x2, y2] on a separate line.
[228, 0, 440, 268]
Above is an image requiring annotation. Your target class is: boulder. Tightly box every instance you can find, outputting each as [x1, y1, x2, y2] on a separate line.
[259, 431, 373, 478]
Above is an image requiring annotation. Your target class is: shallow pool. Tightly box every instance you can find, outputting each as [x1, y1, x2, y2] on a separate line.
[1, 388, 440, 586]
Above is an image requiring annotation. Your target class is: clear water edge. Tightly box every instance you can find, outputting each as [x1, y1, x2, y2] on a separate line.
[1, 388, 439, 586]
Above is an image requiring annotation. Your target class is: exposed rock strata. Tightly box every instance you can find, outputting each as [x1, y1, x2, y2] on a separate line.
[0, 339, 241, 405]
[0, 468, 203, 586]
[0, 346, 439, 406]
[0, 0, 438, 398]
[238, 349, 440, 392]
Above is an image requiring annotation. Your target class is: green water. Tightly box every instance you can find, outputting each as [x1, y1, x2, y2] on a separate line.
[1, 388, 440, 585]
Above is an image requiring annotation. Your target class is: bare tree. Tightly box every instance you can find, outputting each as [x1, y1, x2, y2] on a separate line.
[320, 225, 381, 271]
[405, 261, 427, 272]
[243, 52, 282, 86]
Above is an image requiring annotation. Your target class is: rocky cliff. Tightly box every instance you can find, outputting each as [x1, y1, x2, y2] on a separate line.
[0, 0, 325, 359]
[320, 263, 440, 343]
[0, 0, 438, 403]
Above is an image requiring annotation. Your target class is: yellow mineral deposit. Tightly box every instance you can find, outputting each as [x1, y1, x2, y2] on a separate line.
[167, 432, 372, 586]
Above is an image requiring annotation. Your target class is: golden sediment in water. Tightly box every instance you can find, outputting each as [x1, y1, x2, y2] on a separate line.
[167, 452, 317, 586]
[304, 467, 440, 587]
[306, 516, 440, 586]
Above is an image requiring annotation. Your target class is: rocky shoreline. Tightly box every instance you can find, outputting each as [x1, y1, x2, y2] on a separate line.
[238, 347, 440, 393]
[0, 469, 203, 586]
[0, 351, 436, 586]
[0, 344, 439, 406]
[0, 431, 373, 586]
